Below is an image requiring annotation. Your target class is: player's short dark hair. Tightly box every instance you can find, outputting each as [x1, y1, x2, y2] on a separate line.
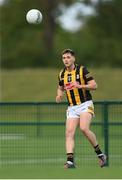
[62, 49, 75, 56]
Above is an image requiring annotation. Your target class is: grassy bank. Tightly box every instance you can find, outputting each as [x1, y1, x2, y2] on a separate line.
[0, 67, 122, 101]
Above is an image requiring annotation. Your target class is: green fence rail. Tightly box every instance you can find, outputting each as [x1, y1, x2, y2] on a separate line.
[0, 101, 122, 167]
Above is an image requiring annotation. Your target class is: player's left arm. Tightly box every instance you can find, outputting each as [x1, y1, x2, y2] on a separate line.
[81, 79, 97, 90]
[72, 79, 97, 90]
[72, 67, 97, 90]
[82, 66, 97, 90]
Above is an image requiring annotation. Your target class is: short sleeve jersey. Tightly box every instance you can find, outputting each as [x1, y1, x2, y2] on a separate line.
[58, 64, 94, 106]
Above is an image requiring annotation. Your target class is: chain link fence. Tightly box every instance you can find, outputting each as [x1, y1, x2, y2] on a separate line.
[0, 101, 122, 167]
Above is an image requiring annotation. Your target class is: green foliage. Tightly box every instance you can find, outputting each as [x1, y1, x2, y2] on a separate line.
[1, 0, 45, 68]
[79, 0, 122, 67]
[0, 0, 122, 68]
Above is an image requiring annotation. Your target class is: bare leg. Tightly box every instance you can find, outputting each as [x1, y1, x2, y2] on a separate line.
[80, 112, 107, 167]
[80, 112, 98, 147]
[66, 118, 79, 153]
[64, 118, 79, 168]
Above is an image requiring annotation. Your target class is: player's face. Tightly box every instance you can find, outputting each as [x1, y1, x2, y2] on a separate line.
[62, 53, 75, 68]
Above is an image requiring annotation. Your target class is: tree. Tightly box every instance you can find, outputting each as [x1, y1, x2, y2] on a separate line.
[76, 0, 122, 67]
[0, 0, 73, 68]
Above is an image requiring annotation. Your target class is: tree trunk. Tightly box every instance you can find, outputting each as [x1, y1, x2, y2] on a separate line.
[41, 0, 57, 52]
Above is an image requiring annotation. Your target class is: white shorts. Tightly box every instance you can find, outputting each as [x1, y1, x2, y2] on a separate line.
[66, 100, 94, 119]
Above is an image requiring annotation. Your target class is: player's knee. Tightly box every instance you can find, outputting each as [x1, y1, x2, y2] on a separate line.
[80, 126, 89, 134]
[66, 129, 74, 138]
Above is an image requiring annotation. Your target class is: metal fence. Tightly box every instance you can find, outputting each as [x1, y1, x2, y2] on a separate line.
[0, 101, 122, 167]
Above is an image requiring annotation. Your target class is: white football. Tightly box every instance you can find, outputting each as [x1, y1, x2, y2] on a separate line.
[26, 9, 42, 24]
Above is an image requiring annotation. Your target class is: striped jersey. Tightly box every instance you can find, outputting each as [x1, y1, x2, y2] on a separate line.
[58, 64, 94, 106]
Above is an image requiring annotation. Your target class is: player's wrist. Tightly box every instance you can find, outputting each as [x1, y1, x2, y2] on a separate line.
[57, 95, 62, 98]
[80, 84, 89, 89]
[77, 84, 81, 89]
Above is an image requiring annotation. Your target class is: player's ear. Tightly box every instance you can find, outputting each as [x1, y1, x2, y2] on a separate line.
[73, 57, 75, 63]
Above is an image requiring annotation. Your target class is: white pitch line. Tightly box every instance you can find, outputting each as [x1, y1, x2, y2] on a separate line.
[0, 155, 122, 165]
[0, 158, 64, 165]
[0, 134, 25, 140]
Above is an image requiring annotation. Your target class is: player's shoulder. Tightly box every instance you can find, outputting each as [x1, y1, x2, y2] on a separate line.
[78, 64, 88, 70]
[59, 68, 65, 74]
[58, 68, 65, 81]
[58, 68, 65, 78]
[75, 64, 85, 71]
[76, 64, 89, 76]
[76, 64, 84, 68]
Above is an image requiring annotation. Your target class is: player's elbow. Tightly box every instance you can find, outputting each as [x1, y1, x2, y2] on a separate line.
[93, 82, 97, 90]
[90, 81, 97, 90]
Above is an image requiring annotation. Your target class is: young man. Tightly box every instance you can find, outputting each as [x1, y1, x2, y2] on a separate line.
[56, 49, 106, 169]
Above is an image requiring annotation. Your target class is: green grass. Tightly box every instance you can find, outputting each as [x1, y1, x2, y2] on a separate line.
[0, 167, 122, 179]
[1, 68, 59, 102]
[0, 67, 122, 101]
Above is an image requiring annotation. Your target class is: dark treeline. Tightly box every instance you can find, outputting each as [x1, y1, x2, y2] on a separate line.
[0, 0, 122, 69]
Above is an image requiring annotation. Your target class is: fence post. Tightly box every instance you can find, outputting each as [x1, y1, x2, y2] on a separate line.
[103, 101, 109, 166]
[37, 103, 40, 137]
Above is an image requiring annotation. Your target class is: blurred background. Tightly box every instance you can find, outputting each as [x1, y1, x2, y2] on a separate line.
[0, 0, 122, 102]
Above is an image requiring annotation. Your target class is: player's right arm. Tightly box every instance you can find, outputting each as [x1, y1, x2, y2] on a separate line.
[56, 85, 64, 103]
[56, 69, 65, 103]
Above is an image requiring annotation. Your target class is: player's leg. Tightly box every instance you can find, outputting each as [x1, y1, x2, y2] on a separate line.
[80, 112, 97, 146]
[64, 118, 79, 168]
[79, 112, 106, 167]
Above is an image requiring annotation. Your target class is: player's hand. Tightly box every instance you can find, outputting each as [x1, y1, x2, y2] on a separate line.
[64, 83, 74, 90]
[64, 82, 81, 90]
[71, 81, 81, 89]
[56, 95, 62, 103]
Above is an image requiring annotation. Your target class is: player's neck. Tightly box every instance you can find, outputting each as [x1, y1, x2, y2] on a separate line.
[66, 64, 75, 72]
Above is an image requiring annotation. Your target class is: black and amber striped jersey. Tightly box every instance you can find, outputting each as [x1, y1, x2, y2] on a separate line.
[58, 64, 94, 106]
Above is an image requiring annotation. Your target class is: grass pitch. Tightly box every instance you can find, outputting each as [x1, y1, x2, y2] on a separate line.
[0, 167, 122, 179]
